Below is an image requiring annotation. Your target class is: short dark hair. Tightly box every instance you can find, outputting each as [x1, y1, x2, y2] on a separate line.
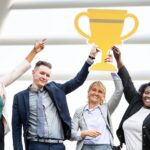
[34, 60, 52, 69]
[138, 82, 150, 96]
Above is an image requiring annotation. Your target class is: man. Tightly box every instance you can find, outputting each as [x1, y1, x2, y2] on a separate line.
[0, 39, 45, 150]
[12, 46, 99, 150]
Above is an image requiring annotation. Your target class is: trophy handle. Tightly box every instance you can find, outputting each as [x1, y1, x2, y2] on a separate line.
[121, 13, 139, 40]
[74, 12, 91, 39]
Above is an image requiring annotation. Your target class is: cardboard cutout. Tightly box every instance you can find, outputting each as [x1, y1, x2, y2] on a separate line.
[75, 9, 138, 71]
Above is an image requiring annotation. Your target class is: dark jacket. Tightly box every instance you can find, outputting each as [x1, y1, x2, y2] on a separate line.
[117, 66, 150, 150]
[12, 61, 91, 150]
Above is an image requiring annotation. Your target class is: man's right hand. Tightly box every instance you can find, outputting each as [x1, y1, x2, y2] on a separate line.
[89, 45, 99, 59]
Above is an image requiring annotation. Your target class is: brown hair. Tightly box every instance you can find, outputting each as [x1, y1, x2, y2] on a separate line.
[34, 60, 52, 69]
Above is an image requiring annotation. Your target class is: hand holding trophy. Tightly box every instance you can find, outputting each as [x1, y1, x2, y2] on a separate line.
[74, 9, 138, 72]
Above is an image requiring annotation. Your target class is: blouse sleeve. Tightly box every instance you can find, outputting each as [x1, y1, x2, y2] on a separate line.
[107, 73, 123, 115]
[0, 60, 31, 87]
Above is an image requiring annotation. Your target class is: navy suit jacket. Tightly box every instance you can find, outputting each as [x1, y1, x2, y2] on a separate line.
[12, 61, 91, 150]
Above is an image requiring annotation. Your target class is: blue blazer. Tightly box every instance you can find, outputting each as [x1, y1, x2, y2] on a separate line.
[12, 61, 91, 150]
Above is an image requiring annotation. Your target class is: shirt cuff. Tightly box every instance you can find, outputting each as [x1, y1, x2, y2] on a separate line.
[23, 59, 32, 68]
[76, 131, 83, 141]
[86, 57, 94, 65]
[111, 73, 120, 80]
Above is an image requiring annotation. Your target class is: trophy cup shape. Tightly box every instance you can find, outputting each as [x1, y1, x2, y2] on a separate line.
[74, 9, 138, 71]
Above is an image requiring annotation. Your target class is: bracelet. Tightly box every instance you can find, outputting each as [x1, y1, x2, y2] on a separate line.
[89, 56, 95, 59]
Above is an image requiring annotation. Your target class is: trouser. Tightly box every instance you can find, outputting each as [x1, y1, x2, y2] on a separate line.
[82, 144, 112, 150]
[28, 141, 65, 150]
[0, 117, 4, 150]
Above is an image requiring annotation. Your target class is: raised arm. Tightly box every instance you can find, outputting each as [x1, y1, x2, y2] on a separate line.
[26, 39, 46, 63]
[112, 46, 138, 103]
[107, 73, 123, 115]
[61, 45, 99, 94]
[1, 39, 46, 87]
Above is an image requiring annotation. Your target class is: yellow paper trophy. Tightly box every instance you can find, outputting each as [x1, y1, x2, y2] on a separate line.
[74, 9, 138, 71]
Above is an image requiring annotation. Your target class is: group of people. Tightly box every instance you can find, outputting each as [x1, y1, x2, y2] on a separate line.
[0, 40, 149, 150]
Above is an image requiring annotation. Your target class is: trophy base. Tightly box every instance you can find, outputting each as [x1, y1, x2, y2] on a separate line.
[90, 63, 117, 72]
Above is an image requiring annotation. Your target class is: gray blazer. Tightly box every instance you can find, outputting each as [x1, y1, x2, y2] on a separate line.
[71, 74, 123, 150]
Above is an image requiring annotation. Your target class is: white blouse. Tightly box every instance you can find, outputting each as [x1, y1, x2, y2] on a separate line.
[123, 107, 150, 150]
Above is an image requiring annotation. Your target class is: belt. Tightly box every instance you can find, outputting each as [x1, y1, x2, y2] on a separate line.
[31, 138, 63, 144]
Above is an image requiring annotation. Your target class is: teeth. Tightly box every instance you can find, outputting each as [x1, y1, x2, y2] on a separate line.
[93, 96, 98, 98]
[145, 99, 150, 102]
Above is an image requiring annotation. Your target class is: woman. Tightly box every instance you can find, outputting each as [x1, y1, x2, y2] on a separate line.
[112, 46, 150, 150]
[71, 68, 123, 150]
[0, 39, 46, 150]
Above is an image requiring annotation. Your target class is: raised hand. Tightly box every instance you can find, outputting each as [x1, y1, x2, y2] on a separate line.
[25, 39, 47, 63]
[105, 52, 113, 63]
[89, 45, 99, 59]
[112, 46, 124, 69]
[33, 38, 47, 53]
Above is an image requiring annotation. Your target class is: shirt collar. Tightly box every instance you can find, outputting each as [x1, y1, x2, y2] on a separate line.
[29, 85, 44, 93]
[84, 104, 101, 111]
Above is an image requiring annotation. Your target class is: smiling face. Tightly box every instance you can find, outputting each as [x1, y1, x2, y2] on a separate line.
[31, 61, 52, 90]
[142, 86, 150, 108]
[32, 65, 51, 89]
[88, 81, 106, 106]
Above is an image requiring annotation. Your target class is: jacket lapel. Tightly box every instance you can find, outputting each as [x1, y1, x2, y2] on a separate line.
[99, 104, 113, 137]
[99, 105, 109, 125]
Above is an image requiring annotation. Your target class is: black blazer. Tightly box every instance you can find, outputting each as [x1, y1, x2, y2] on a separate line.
[12, 61, 91, 150]
[117, 66, 150, 150]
